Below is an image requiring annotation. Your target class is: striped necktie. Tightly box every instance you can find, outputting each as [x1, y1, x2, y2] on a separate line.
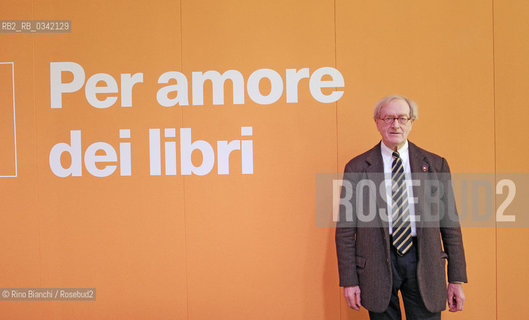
[391, 151, 413, 255]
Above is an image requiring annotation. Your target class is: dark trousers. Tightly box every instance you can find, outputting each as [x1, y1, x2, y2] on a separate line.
[369, 241, 441, 320]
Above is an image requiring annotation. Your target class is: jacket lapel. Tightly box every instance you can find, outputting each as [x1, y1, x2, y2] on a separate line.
[408, 141, 430, 239]
[365, 143, 391, 254]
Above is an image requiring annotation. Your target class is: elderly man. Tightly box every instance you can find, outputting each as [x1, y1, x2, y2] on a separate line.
[335, 95, 467, 320]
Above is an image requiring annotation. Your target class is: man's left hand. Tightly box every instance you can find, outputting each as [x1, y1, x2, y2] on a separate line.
[447, 283, 465, 312]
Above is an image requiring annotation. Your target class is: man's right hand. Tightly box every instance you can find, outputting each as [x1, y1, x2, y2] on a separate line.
[344, 286, 362, 310]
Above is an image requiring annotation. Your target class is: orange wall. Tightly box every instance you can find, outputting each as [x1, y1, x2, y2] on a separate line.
[0, 0, 526, 319]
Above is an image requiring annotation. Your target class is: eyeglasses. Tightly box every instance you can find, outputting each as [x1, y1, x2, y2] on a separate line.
[379, 116, 412, 125]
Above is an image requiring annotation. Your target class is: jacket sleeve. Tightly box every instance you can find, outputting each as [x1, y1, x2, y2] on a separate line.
[439, 158, 468, 283]
[335, 162, 359, 287]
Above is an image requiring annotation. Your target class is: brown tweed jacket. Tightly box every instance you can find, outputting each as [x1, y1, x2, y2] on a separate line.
[335, 141, 467, 313]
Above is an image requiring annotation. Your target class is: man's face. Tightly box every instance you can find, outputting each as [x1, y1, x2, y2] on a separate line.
[375, 99, 413, 150]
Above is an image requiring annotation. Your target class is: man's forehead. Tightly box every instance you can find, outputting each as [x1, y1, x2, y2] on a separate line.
[380, 99, 410, 115]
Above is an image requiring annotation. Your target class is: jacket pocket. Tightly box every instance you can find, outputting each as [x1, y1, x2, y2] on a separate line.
[355, 256, 366, 269]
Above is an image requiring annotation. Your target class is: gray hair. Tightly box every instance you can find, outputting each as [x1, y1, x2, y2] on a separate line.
[373, 95, 418, 121]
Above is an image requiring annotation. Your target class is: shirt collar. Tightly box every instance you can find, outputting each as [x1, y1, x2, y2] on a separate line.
[381, 140, 409, 158]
